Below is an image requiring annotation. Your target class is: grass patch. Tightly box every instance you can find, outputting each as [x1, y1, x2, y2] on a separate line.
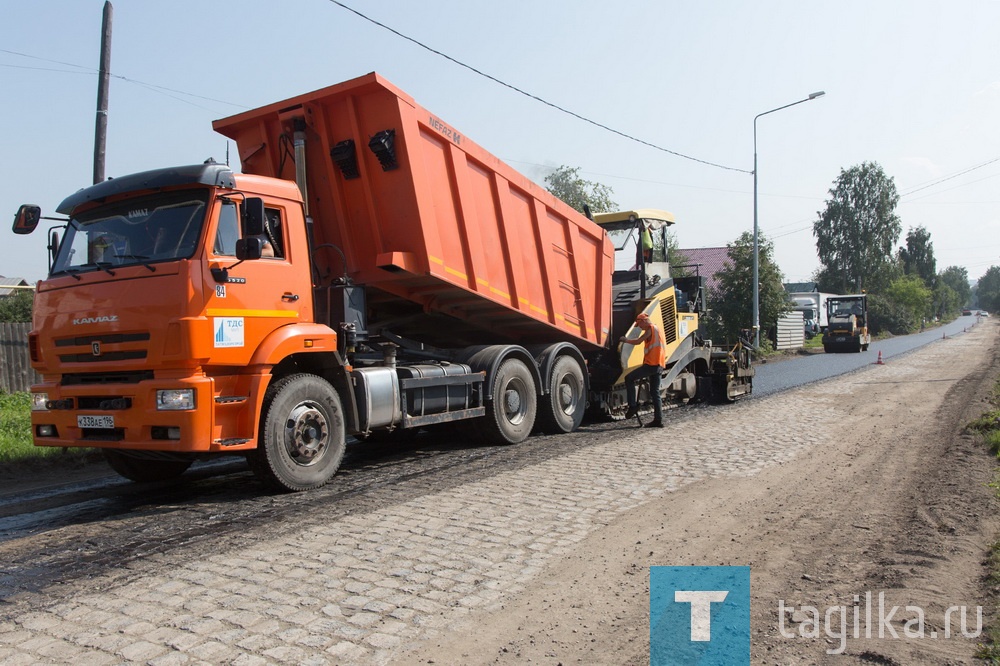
[0, 391, 35, 462]
[803, 334, 824, 350]
[0, 391, 97, 466]
[981, 542, 1000, 662]
[980, 542, 1000, 662]
[973, 379, 1000, 661]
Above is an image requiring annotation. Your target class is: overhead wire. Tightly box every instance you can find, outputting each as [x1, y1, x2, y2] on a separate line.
[0, 48, 246, 110]
[899, 157, 1000, 197]
[323, 0, 750, 175]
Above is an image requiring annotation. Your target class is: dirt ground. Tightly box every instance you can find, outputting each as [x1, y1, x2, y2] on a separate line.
[396, 322, 1000, 665]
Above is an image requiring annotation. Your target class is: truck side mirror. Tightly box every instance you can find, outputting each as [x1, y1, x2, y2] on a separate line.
[12, 204, 41, 235]
[49, 230, 60, 264]
[242, 198, 265, 237]
[236, 236, 264, 261]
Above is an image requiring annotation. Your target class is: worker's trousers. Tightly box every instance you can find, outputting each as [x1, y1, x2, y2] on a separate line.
[625, 363, 663, 421]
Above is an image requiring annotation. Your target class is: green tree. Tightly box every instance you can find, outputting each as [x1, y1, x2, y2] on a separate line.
[706, 231, 786, 344]
[884, 274, 932, 327]
[813, 162, 902, 293]
[544, 165, 617, 214]
[898, 226, 936, 287]
[977, 266, 1000, 314]
[932, 282, 960, 320]
[664, 230, 690, 277]
[0, 290, 33, 322]
[938, 265, 972, 308]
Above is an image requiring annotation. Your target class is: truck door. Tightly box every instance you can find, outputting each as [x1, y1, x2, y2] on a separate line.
[204, 199, 311, 364]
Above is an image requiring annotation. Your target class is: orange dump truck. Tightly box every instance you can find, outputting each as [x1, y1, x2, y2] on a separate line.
[13, 72, 752, 491]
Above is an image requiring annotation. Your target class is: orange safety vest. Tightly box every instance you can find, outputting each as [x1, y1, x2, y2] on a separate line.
[642, 323, 666, 367]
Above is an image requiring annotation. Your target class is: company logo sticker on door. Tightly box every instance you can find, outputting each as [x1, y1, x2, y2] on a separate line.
[214, 317, 244, 348]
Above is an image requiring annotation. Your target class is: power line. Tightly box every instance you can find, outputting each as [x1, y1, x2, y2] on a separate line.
[0, 48, 246, 110]
[324, 0, 750, 175]
[0, 48, 92, 71]
[899, 157, 1000, 197]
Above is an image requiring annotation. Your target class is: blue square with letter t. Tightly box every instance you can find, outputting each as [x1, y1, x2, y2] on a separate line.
[650, 566, 750, 665]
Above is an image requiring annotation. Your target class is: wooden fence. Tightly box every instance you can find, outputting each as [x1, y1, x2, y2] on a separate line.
[1, 322, 40, 393]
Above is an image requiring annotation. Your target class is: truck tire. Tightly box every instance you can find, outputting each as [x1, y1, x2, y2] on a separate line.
[249, 373, 346, 492]
[537, 355, 586, 434]
[102, 450, 193, 482]
[482, 357, 537, 445]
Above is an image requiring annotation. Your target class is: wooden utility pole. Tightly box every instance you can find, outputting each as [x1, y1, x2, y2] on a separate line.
[93, 1, 113, 184]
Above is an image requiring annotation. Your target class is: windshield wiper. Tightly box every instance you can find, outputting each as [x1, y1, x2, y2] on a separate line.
[93, 262, 117, 276]
[52, 267, 83, 281]
[117, 253, 156, 272]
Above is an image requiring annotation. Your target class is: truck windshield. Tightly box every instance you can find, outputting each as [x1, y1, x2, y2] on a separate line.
[51, 191, 209, 275]
[828, 299, 863, 317]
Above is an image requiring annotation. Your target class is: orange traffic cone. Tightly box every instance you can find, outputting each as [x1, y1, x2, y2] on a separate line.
[875, 350, 884, 365]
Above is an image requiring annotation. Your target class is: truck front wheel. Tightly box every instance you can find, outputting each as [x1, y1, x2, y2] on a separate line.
[249, 373, 346, 492]
[537, 355, 586, 434]
[482, 357, 537, 445]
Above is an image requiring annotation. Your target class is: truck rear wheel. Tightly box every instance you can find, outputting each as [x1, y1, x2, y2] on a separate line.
[482, 357, 537, 445]
[537, 355, 585, 434]
[249, 373, 346, 492]
[103, 450, 194, 482]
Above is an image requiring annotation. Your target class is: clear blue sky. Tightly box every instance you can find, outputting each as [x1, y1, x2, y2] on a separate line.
[2, 1, 998, 286]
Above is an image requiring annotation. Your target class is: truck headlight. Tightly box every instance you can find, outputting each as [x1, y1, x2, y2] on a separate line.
[31, 393, 49, 411]
[157, 389, 195, 410]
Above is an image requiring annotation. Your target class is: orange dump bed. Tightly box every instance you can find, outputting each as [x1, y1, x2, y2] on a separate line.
[213, 73, 612, 350]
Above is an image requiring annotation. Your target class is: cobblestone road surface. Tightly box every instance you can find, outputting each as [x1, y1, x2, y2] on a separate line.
[0, 339, 958, 665]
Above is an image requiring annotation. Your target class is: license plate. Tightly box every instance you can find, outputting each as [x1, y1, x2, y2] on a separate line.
[835, 336, 846, 342]
[78, 414, 114, 429]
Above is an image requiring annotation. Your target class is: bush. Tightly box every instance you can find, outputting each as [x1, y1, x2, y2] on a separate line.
[0, 290, 34, 323]
[868, 293, 914, 335]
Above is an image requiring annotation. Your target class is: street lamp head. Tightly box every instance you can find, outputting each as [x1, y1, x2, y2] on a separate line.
[808, 91, 826, 100]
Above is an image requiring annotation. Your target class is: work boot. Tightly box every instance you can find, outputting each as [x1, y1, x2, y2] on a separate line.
[648, 419, 664, 428]
[624, 406, 637, 419]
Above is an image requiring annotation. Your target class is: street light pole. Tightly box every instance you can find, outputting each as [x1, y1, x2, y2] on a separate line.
[752, 90, 825, 349]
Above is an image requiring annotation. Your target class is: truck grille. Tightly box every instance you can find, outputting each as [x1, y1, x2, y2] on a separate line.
[55, 332, 150, 346]
[62, 370, 155, 386]
[54, 331, 150, 364]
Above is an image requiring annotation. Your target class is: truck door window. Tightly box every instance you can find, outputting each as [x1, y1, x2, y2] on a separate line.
[213, 203, 284, 259]
[262, 208, 284, 258]
[214, 202, 240, 256]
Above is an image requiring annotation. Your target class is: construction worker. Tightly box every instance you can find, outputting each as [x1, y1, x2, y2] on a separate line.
[620, 312, 665, 427]
[641, 223, 654, 263]
[88, 233, 113, 263]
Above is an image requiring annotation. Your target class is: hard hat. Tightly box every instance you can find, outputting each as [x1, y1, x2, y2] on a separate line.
[635, 313, 650, 322]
